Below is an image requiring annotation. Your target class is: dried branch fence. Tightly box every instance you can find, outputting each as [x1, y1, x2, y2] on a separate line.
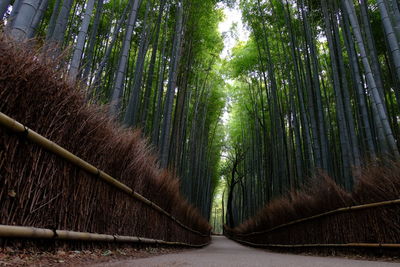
[0, 111, 210, 246]
[225, 198, 400, 248]
[0, 35, 211, 248]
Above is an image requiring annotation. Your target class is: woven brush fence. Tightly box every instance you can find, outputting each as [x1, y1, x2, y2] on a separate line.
[225, 164, 400, 247]
[0, 36, 210, 247]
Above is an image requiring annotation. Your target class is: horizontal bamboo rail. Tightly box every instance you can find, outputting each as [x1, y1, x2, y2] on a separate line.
[234, 198, 400, 237]
[0, 225, 210, 247]
[227, 236, 400, 249]
[0, 112, 209, 238]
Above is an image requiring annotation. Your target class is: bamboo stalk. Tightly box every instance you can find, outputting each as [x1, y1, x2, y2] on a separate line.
[0, 225, 210, 247]
[235, 199, 400, 237]
[0, 112, 209, 237]
[227, 236, 400, 249]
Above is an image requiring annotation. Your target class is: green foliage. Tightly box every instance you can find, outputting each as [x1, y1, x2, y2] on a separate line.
[227, 39, 259, 77]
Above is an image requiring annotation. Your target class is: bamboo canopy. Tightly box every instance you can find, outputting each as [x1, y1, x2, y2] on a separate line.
[0, 111, 209, 237]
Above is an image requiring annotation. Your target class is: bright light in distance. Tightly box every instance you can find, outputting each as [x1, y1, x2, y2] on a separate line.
[217, 3, 250, 59]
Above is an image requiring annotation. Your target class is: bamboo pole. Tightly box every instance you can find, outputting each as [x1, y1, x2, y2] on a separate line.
[0, 112, 209, 237]
[0, 225, 210, 247]
[228, 236, 400, 249]
[235, 199, 400, 237]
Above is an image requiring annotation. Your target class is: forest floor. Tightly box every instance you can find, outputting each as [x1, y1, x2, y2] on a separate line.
[1, 236, 399, 266]
[0, 245, 185, 266]
[91, 236, 400, 267]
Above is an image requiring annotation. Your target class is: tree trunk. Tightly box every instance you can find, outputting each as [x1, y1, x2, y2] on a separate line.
[140, 0, 167, 128]
[322, 0, 352, 188]
[377, 0, 400, 81]
[332, 4, 361, 170]
[50, 0, 74, 45]
[10, 0, 41, 41]
[301, 0, 329, 171]
[88, 2, 130, 99]
[343, 0, 400, 158]
[45, 0, 62, 40]
[123, 0, 152, 126]
[109, 0, 142, 117]
[27, 0, 49, 38]
[0, 0, 11, 18]
[81, 0, 104, 84]
[151, 14, 169, 145]
[69, 0, 96, 81]
[6, 0, 22, 29]
[359, 0, 387, 106]
[159, 1, 184, 168]
[342, 4, 376, 158]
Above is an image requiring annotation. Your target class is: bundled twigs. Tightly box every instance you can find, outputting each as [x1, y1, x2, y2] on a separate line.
[0, 34, 211, 248]
[234, 199, 400, 237]
[225, 198, 400, 247]
[225, 167, 400, 247]
[0, 112, 208, 238]
[226, 235, 400, 249]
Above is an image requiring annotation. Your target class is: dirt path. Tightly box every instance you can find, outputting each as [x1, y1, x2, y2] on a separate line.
[92, 236, 399, 266]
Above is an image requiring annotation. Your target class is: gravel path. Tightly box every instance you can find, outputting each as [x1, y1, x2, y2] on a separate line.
[93, 236, 399, 267]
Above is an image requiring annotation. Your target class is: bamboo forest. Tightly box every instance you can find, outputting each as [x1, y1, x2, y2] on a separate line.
[1, 0, 400, 265]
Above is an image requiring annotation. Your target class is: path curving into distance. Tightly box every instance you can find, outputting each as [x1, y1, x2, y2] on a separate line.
[92, 236, 398, 266]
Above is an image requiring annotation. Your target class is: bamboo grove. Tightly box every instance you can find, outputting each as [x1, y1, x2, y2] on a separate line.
[224, 0, 400, 227]
[1, 0, 227, 219]
[2, 0, 400, 237]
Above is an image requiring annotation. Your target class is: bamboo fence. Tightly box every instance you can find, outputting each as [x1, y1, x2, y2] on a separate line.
[235, 198, 400, 236]
[0, 111, 210, 246]
[226, 235, 400, 249]
[0, 225, 209, 247]
[225, 198, 400, 248]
